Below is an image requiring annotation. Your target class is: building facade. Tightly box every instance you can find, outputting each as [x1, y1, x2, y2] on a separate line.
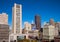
[9, 3, 22, 42]
[54, 36, 60, 42]
[12, 3, 22, 34]
[0, 24, 9, 42]
[24, 22, 31, 34]
[0, 13, 8, 24]
[55, 22, 60, 35]
[35, 15, 41, 30]
[43, 24, 55, 40]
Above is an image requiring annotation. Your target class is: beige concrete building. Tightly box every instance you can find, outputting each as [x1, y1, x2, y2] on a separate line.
[0, 13, 8, 24]
[43, 24, 55, 40]
[28, 30, 39, 37]
[23, 22, 39, 39]
[24, 22, 31, 34]
[12, 3, 22, 34]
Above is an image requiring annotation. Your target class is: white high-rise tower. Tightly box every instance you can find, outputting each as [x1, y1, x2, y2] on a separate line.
[9, 3, 22, 42]
[12, 3, 22, 34]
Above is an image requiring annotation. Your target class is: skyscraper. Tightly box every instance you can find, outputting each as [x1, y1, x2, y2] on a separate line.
[0, 13, 8, 24]
[12, 3, 22, 34]
[35, 15, 42, 41]
[35, 15, 41, 30]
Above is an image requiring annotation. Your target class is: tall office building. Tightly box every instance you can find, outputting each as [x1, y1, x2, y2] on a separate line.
[35, 15, 41, 30]
[49, 18, 55, 26]
[0, 13, 8, 24]
[35, 15, 42, 41]
[12, 3, 22, 34]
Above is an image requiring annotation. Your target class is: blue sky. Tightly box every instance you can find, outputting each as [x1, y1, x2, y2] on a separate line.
[0, 0, 60, 28]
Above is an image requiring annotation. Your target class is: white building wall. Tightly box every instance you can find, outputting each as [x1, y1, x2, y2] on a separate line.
[14, 3, 16, 34]
[20, 4, 22, 34]
[12, 3, 22, 34]
[49, 25, 55, 39]
[11, 3, 22, 42]
[43, 25, 55, 40]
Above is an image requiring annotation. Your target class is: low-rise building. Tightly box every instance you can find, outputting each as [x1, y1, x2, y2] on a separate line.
[24, 22, 31, 34]
[43, 24, 55, 41]
[54, 36, 60, 42]
[0, 24, 9, 42]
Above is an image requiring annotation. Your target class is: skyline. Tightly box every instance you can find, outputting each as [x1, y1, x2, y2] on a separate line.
[0, 0, 60, 28]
